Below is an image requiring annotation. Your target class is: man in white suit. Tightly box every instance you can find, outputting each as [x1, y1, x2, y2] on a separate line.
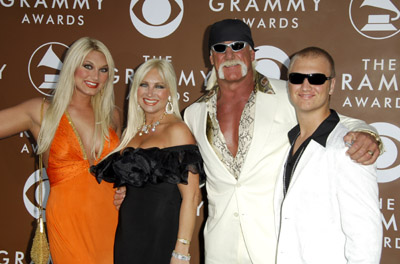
[274, 47, 382, 263]
[184, 19, 381, 264]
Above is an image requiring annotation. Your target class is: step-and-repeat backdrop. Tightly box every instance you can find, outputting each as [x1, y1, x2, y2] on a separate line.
[0, 1, 399, 263]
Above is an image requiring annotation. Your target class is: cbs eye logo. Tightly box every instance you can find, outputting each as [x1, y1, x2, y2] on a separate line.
[129, 0, 184, 39]
[255, 45, 290, 80]
[23, 168, 50, 220]
[371, 122, 400, 183]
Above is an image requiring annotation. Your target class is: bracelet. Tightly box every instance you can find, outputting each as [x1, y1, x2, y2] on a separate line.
[361, 130, 384, 154]
[172, 250, 191, 261]
[177, 238, 191, 245]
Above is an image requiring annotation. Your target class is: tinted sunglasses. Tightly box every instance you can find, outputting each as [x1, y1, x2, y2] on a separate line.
[211, 41, 247, 53]
[289, 73, 333, 85]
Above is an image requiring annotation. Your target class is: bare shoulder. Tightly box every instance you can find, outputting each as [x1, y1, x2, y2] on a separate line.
[21, 97, 47, 109]
[10, 97, 48, 121]
[113, 106, 122, 120]
[112, 107, 122, 136]
[165, 118, 196, 146]
[29, 97, 50, 121]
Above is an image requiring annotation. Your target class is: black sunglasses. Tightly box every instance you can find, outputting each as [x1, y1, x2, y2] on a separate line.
[211, 41, 247, 53]
[289, 73, 333, 85]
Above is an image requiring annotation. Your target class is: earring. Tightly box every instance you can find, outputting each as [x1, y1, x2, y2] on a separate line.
[165, 96, 174, 115]
[100, 88, 104, 96]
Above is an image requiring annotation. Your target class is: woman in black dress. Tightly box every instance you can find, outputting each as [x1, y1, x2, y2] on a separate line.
[91, 59, 205, 263]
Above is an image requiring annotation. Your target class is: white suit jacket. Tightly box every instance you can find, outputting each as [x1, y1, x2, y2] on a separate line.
[274, 123, 382, 264]
[184, 76, 376, 264]
[185, 78, 296, 263]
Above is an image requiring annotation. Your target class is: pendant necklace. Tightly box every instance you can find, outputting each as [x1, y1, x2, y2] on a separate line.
[138, 112, 166, 136]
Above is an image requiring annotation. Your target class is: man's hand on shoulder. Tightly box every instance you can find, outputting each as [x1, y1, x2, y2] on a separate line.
[344, 131, 380, 165]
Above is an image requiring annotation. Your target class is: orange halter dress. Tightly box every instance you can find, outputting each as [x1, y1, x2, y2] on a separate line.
[45, 112, 118, 264]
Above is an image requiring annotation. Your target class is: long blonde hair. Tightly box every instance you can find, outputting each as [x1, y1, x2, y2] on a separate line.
[37, 37, 116, 159]
[112, 59, 180, 154]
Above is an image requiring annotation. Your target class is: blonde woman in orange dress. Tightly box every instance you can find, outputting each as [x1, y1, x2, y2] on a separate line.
[0, 37, 120, 263]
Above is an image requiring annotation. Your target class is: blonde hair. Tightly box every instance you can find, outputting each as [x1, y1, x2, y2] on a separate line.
[112, 59, 181, 154]
[37, 37, 116, 159]
[288, 46, 336, 78]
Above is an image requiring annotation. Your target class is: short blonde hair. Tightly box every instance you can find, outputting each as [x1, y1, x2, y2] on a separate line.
[288, 46, 335, 77]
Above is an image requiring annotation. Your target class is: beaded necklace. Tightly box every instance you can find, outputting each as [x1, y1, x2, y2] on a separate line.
[138, 112, 166, 136]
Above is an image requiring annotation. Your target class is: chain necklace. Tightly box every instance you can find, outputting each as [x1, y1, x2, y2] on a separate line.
[138, 112, 166, 136]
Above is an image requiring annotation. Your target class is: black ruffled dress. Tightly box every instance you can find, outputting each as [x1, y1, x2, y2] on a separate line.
[90, 144, 205, 264]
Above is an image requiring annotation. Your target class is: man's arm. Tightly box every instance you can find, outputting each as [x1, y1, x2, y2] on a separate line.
[339, 114, 383, 165]
[335, 151, 382, 263]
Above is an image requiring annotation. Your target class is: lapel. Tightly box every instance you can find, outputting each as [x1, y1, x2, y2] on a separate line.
[196, 102, 234, 178]
[254, 91, 278, 148]
[285, 140, 325, 194]
[241, 91, 279, 175]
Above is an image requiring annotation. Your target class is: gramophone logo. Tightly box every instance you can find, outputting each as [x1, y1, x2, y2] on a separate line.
[371, 122, 400, 183]
[255, 45, 290, 80]
[129, 0, 184, 39]
[349, 0, 400, 39]
[28, 42, 69, 96]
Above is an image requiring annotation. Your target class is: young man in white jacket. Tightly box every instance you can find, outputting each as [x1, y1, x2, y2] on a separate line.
[274, 47, 382, 264]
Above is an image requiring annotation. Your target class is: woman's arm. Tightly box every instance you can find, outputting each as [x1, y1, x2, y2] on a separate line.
[173, 171, 201, 263]
[168, 120, 202, 263]
[0, 97, 44, 140]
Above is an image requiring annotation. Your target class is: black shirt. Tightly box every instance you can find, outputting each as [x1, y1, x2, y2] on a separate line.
[283, 110, 340, 196]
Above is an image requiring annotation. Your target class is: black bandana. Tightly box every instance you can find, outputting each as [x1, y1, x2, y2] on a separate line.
[208, 19, 255, 50]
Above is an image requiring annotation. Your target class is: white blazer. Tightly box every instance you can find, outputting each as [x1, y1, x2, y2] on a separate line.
[185, 78, 296, 263]
[184, 76, 377, 264]
[274, 123, 382, 264]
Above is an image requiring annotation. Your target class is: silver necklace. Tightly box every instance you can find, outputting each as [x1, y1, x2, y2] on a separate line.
[138, 113, 166, 136]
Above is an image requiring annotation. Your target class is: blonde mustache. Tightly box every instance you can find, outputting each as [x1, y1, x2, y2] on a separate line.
[218, 60, 248, 79]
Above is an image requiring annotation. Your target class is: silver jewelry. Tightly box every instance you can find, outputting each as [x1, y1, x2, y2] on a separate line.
[368, 150, 374, 156]
[165, 95, 174, 115]
[138, 113, 166, 136]
[345, 141, 353, 148]
[171, 250, 191, 261]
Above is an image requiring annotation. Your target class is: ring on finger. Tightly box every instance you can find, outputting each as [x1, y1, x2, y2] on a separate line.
[367, 150, 374, 156]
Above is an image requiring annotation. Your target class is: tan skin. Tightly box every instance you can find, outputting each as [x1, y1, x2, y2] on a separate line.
[210, 41, 256, 156]
[114, 42, 381, 212]
[209, 42, 379, 163]
[0, 50, 121, 167]
[287, 55, 380, 163]
[289, 55, 335, 153]
[130, 68, 201, 263]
